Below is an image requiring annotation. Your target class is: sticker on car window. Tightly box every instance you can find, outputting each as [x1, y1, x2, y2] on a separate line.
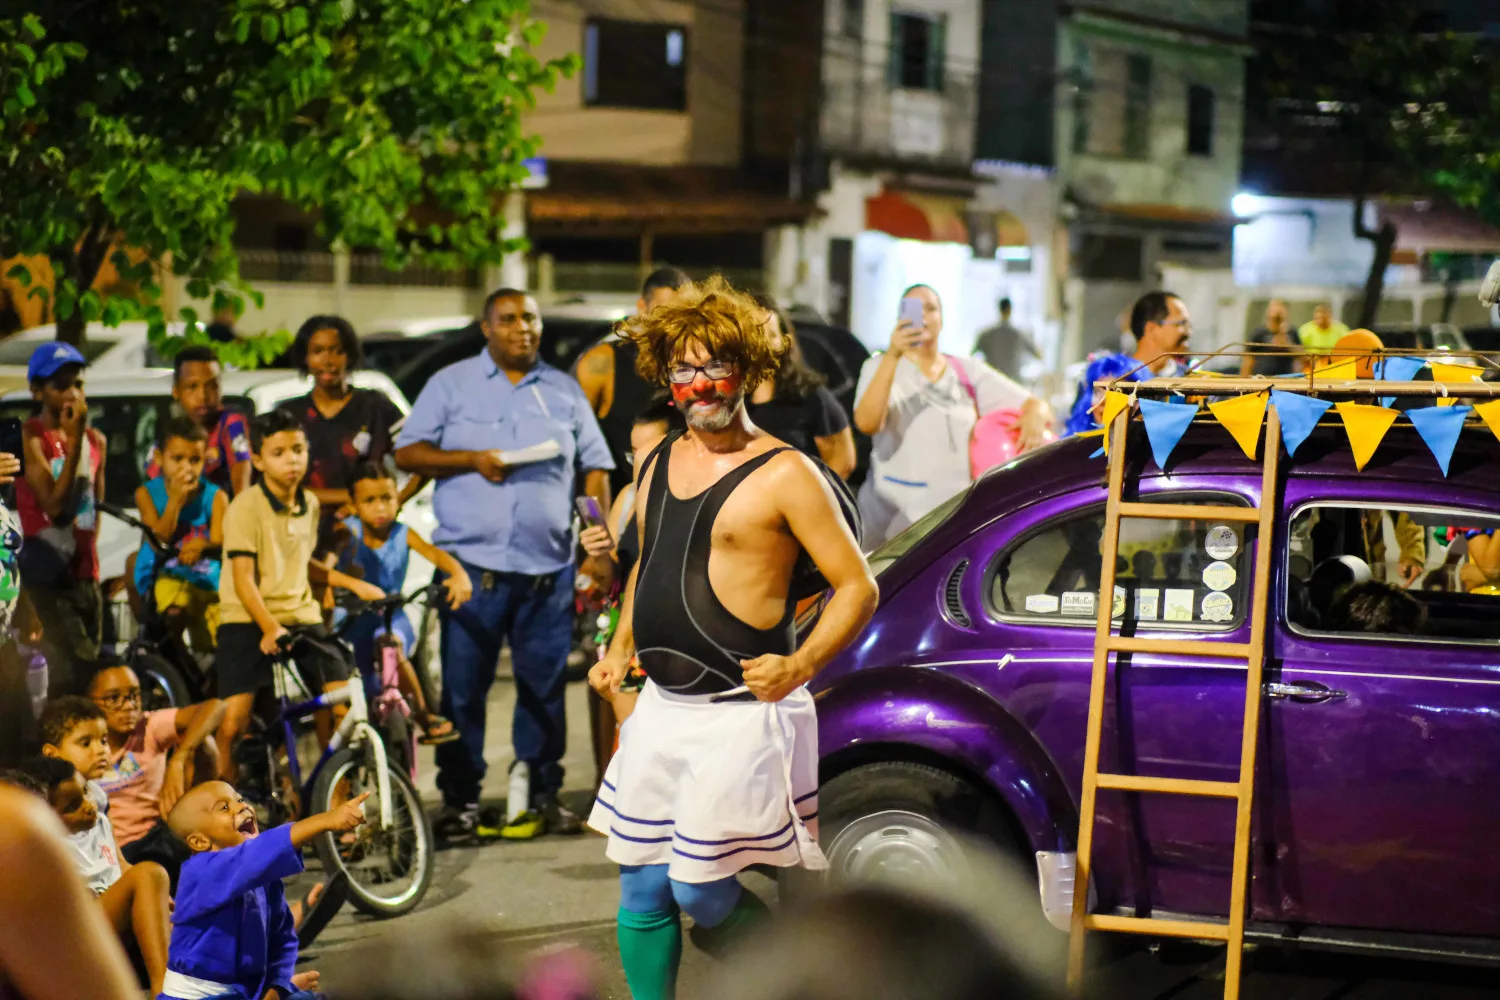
[1201, 592, 1233, 622]
[1164, 588, 1195, 622]
[1112, 585, 1126, 619]
[1062, 591, 1095, 616]
[1135, 588, 1160, 620]
[1202, 561, 1237, 592]
[1205, 525, 1239, 560]
[1025, 594, 1060, 614]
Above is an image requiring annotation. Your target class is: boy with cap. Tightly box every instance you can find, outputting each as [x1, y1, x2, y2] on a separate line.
[17, 342, 107, 694]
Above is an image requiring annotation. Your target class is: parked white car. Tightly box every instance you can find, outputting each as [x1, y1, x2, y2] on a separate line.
[0, 322, 199, 390]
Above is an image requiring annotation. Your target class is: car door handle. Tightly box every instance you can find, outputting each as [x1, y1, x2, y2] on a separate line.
[1265, 680, 1346, 703]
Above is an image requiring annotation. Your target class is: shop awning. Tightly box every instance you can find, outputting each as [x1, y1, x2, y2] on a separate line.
[526, 162, 815, 235]
[1092, 202, 1241, 228]
[865, 189, 970, 244]
[995, 210, 1029, 247]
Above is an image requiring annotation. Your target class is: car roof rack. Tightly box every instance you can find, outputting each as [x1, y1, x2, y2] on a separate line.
[1096, 345, 1500, 402]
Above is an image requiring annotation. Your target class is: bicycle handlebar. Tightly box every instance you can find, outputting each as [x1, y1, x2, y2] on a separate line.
[100, 501, 170, 556]
[334, 580, 447, 620]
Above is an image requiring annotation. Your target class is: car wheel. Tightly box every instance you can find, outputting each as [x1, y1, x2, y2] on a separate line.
[789, 761, 1018, 898]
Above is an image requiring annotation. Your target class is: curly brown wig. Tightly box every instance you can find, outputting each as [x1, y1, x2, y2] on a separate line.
[623, 275, 785, 391]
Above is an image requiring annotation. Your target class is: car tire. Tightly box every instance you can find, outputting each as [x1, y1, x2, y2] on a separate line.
[783, 760, 1019, 901]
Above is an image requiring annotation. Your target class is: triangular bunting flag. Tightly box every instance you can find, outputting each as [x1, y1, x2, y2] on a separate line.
[1335, 401, 1399, 471]
[1313, 358, 1360, 381]
[1100, 390, 1131, 455]
[1138, 398, 1198, 470]
[1406, 405, 1471, 476]
[1378, 356, 1428, 408]
[1472, 399, 1500, 445]
[1429, 361, 1483, 407]
[1270, 389, 1333, 458]
[1208, 392, 1268, 460]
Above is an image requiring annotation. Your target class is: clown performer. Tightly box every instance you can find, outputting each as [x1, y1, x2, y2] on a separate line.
[587, 278, 878, 1000]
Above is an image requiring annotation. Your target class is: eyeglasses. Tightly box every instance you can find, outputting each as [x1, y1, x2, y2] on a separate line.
[667, 361, 735, 384]
[94, 689, 141, 709]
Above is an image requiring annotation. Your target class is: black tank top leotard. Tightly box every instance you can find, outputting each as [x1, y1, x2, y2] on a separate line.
[632, 433, 798, 696]
[597, 340, 658, 498]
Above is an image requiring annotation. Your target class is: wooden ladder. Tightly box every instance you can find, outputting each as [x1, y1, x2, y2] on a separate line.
[1065, 406, 1282, 1000]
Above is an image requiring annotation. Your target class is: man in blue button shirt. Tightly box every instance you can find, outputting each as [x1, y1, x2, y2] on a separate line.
[395, 288, 614, 841]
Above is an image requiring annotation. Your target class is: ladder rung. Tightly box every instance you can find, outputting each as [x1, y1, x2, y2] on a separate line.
[1106, 637, 1252, 659]
[1084, 914, 1231, 941]
[1095, 773, 1241, 798]
[1118, 502, 1260, 523]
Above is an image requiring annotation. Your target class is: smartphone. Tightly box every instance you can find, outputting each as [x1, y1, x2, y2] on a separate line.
[899, 296, 924, 327]
[575, 496, 606, 529]
[0, 417, 22, 473]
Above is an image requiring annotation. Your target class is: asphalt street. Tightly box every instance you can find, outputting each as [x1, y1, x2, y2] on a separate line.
[294, 673, 1497, 999]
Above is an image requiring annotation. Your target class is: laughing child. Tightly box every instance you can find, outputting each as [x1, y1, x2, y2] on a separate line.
[160, 782, 369, 1000]
[35, 696, 172, 995]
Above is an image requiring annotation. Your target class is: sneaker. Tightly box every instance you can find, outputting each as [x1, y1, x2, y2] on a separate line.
[434, 803, 478, 842]
[475, 805, 513, 840]
[539, 795, 584, 836]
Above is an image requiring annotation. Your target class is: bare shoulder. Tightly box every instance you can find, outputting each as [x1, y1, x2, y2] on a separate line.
[761, 446, 833, 499]
[578, 341, 615, 376]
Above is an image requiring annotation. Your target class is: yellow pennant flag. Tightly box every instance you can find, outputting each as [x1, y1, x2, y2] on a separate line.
[1473, 399, 1500, 444]
[1335, 401, 1399, 470]
[1428, 362, 1484, 407]
[1313, 358, 1360, 381]
[1100, 390, 1131, 455]
[1208, 391, 1268, 460]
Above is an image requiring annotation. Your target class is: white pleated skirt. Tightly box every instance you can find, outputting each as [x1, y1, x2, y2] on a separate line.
[587, 680, 826, 883]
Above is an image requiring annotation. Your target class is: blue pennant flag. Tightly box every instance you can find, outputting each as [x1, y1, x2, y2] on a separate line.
[1406, 405, 1471, 476]
[1270, 389, 1333, 458]
[1378, 356, 1427, 408]
[1138, 397, 1198, 470]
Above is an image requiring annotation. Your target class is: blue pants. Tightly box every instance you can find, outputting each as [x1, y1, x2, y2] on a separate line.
[435, 562, 574, 808]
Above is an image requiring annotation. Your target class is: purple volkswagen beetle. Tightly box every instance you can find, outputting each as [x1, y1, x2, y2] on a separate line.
[808, 421, 1500, 953]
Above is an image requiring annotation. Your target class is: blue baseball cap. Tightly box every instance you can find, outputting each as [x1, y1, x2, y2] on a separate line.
[27, 341, 88, 382]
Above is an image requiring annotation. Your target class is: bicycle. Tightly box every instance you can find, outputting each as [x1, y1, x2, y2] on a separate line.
[331, 581, 450, 781]
[235, 629, 434, 918]
[98, 501, 206, 710]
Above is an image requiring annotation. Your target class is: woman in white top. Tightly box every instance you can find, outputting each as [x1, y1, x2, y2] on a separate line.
[854, 284, 1052, 546]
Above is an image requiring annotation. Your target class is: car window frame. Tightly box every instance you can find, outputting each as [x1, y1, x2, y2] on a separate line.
[982, 490, 1255, 633]
[1285, 498, 1500, 648]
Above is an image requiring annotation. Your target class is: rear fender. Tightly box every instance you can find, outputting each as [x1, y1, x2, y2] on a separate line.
[815, 667, 1077, 856]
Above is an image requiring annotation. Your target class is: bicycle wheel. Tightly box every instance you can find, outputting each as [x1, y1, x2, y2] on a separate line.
[133, 653, 192, 711]
[309, 743, 433, 917]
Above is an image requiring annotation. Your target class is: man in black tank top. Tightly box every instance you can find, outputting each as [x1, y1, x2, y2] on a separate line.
[586, 276, 878, 1000]
[575, 267, 690, 498]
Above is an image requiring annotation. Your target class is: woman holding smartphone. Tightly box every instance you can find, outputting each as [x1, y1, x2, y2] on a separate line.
[853, 284, 1052, 547]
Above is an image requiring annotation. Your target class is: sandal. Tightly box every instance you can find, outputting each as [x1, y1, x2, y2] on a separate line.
[418, 714, 462, 745]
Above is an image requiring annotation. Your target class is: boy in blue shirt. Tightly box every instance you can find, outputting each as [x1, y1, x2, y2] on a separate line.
[160, 781, 369, 1000]
[135, 417, 227, 657]
[337, 461, 471, 745]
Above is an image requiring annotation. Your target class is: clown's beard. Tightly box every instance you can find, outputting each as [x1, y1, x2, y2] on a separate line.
[682, 388, 746, 432]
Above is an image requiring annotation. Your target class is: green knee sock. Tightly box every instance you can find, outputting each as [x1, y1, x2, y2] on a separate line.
[687, 888, 770, 958]
[618, 907, 681, 1000]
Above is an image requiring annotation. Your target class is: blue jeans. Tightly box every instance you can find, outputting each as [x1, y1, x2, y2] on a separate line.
[435, 562, 573, 809]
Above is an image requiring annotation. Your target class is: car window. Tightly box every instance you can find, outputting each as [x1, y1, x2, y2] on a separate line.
[866, 489, 969, 575]
[1287, 503, 1500, 643]
[989, 496, 1254, 628]
[0, 339, 113, 366]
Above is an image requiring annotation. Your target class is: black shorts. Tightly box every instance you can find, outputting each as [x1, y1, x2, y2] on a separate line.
[215, 622, 351, 699]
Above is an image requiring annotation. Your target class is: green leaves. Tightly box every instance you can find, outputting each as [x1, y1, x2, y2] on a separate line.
[0, 1, 572, 358]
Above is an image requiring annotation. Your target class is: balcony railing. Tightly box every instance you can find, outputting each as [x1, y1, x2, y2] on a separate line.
[820, 72, 977, 168]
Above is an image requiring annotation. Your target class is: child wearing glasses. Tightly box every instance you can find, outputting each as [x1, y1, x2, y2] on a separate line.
[85, 665, 224, 884]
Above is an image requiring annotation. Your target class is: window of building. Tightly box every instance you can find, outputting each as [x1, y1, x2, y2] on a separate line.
[1072, 46, 1152, 159]
[1074, 233, 1143, 282]
[987, 497, 1254, 629]
[842, 0, 864, 37]
[1187, 84, 1215, 156]
[888, 11, 946, 91]
[1286, 504, 1500, 643]
[583, 19, 688, 111]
